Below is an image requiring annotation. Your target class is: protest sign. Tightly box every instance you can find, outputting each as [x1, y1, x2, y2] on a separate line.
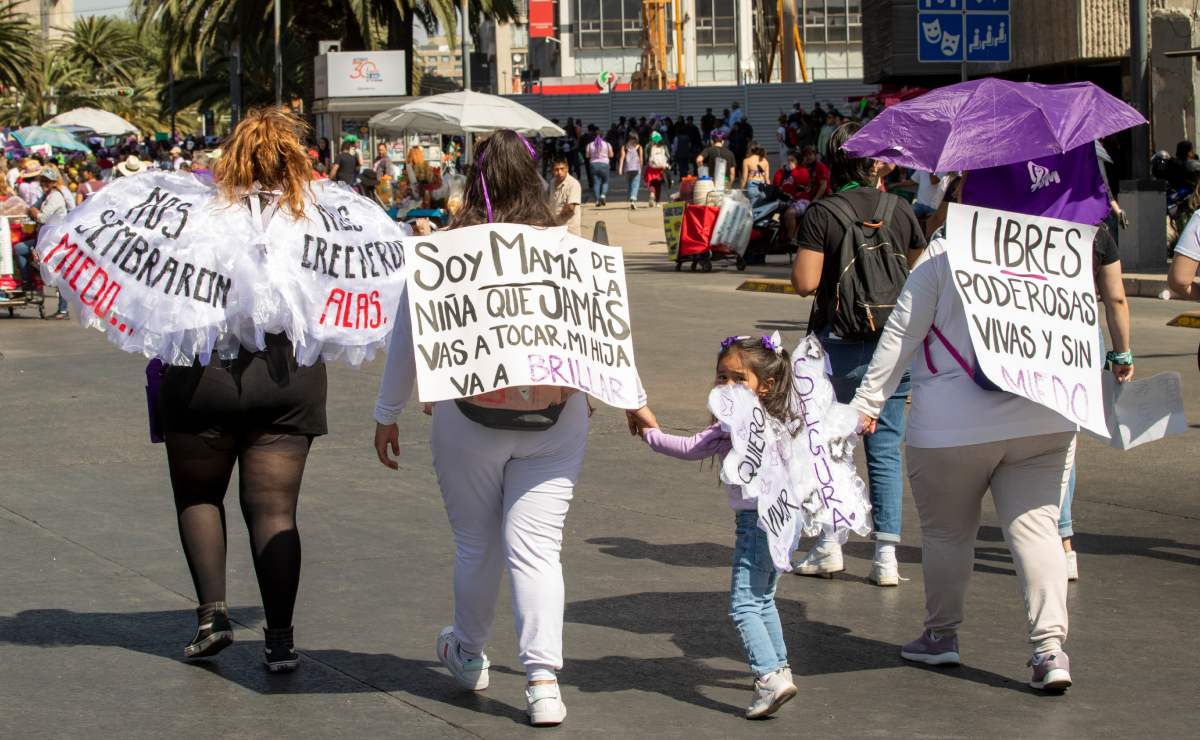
[788, 335, 872, 542]
[945, 203, 1107, 436]
[662, 201, 685, 261]
[1101, 372, 1188, 450]
[405, 223, 641, 409]
[708, 334, 870, 572]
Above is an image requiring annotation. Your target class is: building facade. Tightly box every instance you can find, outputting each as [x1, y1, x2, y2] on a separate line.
[861, 0, 1200, 153]
[14, 0, 74, 39]
[483, 0, 863, 95]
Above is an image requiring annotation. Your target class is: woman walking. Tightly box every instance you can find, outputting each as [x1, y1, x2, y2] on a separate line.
[164, 108, 329, 672]
[643, 132, 671, 207]
[374, 130, 648, 726]
[848, 185, 1078, 691]
[618, 131, 644, 209]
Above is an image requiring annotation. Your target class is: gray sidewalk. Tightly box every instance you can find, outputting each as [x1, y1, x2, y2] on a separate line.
[1, 208, 1198, 738]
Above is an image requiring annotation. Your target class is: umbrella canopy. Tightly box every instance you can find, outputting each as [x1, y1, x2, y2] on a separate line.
[45, 107, 139, 137]
[12, 126, 91, 153]
[843, 79, 1146, 173]
[370, 91, 564, 137]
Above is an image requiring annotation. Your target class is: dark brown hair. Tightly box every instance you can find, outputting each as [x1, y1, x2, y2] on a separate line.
[449, 130, 557, 229]
[213, 107, 313, 220]
[718, 338, 797, 427]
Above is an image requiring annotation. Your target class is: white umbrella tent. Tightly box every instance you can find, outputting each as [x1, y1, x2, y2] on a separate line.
[369, 91, 564, 138]
[44, 107, 138, 137]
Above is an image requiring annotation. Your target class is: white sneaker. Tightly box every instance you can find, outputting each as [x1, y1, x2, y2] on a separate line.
[793, 542, 844, 577]
[435, 626, 489, 691]
[869, 556, 900, 587]
[526, 682, 567, 726]
[1065, 550, 1079, 581]
[746, 668, 797, 720]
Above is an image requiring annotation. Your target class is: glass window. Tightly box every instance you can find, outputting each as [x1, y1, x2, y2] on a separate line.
[695, 0, 736, 48]
[826, 0, 848, 43]
[803, 0, 826, 44]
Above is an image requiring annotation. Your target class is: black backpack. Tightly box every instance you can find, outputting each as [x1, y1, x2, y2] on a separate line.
[810, 192, 909, 341]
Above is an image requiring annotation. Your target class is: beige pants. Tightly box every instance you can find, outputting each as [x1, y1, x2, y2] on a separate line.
[907, 432, 1076, 653]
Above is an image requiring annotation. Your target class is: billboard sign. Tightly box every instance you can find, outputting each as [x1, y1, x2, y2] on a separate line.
[918, 0, 1010, 63]
[315, 51, 407, 98]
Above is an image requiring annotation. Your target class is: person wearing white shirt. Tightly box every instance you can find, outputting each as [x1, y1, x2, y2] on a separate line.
[1170, 209, 1200, 301]
[849, 236, 1076, 692]
[911, 170, 948, 218]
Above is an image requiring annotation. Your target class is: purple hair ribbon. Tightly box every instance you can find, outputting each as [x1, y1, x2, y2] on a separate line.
[477, 131, 537, 223]
[516, 131, 539, 160]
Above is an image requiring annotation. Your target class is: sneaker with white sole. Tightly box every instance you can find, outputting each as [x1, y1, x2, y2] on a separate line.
[793, 542, 844, 577]
[435, 626, 490, 691]
[869, 557, 900, 587]
[526, 682, 567, 726]
[1065, 550, 1079, 581]
[900, 630, 961, 666]
[746, 667, 798, 720]
[1029, 650, 1072, 691]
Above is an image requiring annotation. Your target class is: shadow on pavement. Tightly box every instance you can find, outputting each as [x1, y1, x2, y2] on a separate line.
[588, 536, 923, 568]
[563, 590, 1028, 716]
[0, 606, 528, 723]
[979, 525, 1200, 567]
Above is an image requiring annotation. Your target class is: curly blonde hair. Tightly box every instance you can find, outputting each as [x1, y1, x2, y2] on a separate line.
[213, 107, 313, 220]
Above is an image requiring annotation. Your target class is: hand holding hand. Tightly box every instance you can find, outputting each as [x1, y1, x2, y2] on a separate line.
[412, 217, 434, 236]
[858, 414, 878, 436]
[374, 422, 401, 470]
[626, 405, 659, 437]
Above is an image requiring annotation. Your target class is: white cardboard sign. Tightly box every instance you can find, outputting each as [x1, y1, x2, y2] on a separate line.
[945, 203, 1107, 436]
[405, 223, 641, 408]
[1101, 372, 1189, 450]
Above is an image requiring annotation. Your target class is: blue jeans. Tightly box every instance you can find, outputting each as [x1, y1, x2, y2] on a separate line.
[1059, 464, 1075, 538]
[13, 240, 33, 283]
[820, 331, 910, 542]
[913, 202, 935, 218]
[729, 510, 789, 677]
[624, 170, 641, 202]
[589, 162, 610, 202]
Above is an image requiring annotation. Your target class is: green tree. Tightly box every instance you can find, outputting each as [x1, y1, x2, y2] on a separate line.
[0, 1, 35, 90]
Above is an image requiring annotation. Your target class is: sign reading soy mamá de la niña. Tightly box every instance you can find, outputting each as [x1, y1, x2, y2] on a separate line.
[944, 203, 1106, 436]
[405, 223, 642, 409]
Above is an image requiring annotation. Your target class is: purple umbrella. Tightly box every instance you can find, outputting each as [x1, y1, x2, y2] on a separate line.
[842, 78, 1146, 173]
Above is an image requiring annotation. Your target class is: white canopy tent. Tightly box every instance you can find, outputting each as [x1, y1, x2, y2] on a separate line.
[43, 107, 138, 137]
[369, 91, 565, 150]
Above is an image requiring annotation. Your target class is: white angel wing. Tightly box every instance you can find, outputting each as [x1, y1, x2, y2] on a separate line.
[260, 182, 410, 367]
[36, 172, 254, 365]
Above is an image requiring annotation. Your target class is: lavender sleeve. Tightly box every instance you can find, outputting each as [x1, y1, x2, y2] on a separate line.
[642, 424, 732, 461]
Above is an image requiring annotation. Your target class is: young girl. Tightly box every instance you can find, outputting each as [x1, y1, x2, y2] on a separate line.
[629, 335, 799, 719]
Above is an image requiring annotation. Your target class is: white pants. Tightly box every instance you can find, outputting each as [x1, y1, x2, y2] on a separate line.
[431, 393, 589, 678]
[907, 432, 1075, 653]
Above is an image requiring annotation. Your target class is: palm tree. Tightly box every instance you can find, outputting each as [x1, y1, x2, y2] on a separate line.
[59, 16, 146, 87]
[0, 1, 35, 90]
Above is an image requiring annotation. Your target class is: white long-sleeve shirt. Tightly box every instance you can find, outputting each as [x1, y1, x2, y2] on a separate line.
[373, 289, 648, 424]
[849, 238, 1076, 449]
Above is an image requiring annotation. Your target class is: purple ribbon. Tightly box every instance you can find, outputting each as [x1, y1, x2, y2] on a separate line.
[476, 132, 538, 224]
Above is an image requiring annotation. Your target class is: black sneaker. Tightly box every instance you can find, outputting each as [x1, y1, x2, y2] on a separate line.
[184, 602, 234, 659]
[263, 626, 299, 673]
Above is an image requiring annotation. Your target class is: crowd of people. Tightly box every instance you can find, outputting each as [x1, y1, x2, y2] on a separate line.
[10, 86, 1199, 730]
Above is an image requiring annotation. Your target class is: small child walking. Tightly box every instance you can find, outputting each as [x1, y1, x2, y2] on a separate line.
[629, 335, 799, 719]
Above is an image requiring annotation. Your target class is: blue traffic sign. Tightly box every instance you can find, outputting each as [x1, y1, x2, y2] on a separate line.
[965, 12, 1010, 62]
[918, 2, 1010, 63]
[918, 12, 965, 63]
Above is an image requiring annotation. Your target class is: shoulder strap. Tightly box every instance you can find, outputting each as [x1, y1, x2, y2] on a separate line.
[863, 191, 898, 236]
[924, 324, 975, 376]
[813, 195, 858, 230]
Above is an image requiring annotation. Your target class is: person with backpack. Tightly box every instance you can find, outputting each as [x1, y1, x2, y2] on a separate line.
[643, 132, 671, 207]
[789, 122, 926, 587]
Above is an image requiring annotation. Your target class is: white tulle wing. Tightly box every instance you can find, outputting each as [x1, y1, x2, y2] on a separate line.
[35, 172, 255, 365]
[261, 182, 409, 367]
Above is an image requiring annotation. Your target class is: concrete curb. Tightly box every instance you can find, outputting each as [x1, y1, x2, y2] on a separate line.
[736, 274, 1190, 299]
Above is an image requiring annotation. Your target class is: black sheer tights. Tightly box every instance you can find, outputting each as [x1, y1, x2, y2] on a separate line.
[166, 431, 312, 630]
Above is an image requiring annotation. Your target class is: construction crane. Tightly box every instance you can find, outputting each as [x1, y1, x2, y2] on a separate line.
[630, 0, 672, 90]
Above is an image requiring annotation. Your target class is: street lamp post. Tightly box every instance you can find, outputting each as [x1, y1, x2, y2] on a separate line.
[274, 0, 283, 106]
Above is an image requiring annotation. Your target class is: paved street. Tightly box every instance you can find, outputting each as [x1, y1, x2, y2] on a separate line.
[1, 205, 1198, 739]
